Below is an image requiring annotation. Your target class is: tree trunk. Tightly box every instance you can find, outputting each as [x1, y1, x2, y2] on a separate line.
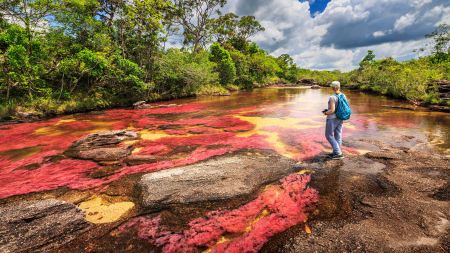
[6, 84, 10, 101]
[58, 74, 65, 102]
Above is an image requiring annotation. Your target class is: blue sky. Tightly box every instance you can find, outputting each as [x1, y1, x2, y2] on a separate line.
[301, 0, 330, 16]
[223, 0, 450, 71]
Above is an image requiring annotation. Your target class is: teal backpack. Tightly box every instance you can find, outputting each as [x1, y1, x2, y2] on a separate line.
[335, 93, 352, 120]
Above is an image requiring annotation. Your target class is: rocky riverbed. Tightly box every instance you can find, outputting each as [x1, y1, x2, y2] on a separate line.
[1, 129, 448, 253]
[0, 88, 449, 252]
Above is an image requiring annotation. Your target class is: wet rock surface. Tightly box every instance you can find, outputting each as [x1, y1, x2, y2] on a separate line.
[65, 130, 138, 162]
[262, 147, 450, 253]
[124, 155, 158, 166]
[0, 199, 90, 253]
[133, 101, 178, 109]
[139, 152, 296, 210]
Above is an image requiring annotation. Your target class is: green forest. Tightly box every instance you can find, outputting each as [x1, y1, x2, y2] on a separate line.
[0, 0, 449, 120]
[298, 24, 450, 106]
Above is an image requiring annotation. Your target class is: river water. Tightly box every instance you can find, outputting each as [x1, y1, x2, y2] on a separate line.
[0, 87, 449, 199]
[1, 87, 450, 252]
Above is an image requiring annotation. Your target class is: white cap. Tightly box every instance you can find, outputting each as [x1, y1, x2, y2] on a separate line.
[331, 81, 341, 88]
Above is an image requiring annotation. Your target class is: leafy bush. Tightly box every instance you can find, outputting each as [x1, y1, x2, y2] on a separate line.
[249, 51, 281, 84]
[153, 49, 219, 98]
[210, 43, 236, 85]
[347, 56, 447, 103]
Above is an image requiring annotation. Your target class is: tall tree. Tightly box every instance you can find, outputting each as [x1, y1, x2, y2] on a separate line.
[118, 0, 172, 80]
[426, 23, 449, 63]
[236, 15, 264, 40]
[172, 0, 226, 52]
[54, 0, 102, 47]
[0, 0, 54, 55]
[359, 50, 375, 68]
[213, 14, 264, 44]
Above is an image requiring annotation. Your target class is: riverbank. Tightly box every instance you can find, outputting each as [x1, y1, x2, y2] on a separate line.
[343, 79, 450, 113]
[0, 86, 237, 123]
[290, 79, 450, 113]
[4, 83, 449, 125]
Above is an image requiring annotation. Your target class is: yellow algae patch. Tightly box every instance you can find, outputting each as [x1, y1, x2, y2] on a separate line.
[238, 116, 321, 131]
[78, 196, 135, 224]
[123, 139, 140, 146]
[139, 130, 171, 141]
[265, 131, 296, 159]
[236, 116, 323, 159]
[245, 209, 270, 232]
[58, 118, 77, 123]
[58, 191, 91, 204]
[132, 147, 143, 154]
[1, 145, 43, 161]
[304, 223, 312, 234]
[34, 120, 112, 136]
[202, 236, 232, 253]
[297, 169, 313, 175]
[140, 129, 194, 141]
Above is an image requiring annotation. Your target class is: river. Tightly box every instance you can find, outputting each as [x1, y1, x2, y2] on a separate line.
[0, 87, 449, 252]
[1, 87, 449, 198]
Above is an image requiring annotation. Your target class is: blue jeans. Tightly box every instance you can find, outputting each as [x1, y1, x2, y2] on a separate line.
[325, 118, 343, 155]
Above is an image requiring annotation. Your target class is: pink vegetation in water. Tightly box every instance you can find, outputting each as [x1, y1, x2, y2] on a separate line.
[119, 174, 319, 253]
[0, 98, 365, 199]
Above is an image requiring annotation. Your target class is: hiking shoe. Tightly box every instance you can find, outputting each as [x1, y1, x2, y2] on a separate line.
[330, 153, 344, 160]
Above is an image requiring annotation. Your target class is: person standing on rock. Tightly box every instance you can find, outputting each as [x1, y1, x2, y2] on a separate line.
[323, 81, 352, 160]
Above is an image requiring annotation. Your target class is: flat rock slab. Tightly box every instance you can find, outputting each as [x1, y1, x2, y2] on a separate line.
[341, 156, 386, 175]
[0, 199, 91, 253]
[139, 153, 295, 210]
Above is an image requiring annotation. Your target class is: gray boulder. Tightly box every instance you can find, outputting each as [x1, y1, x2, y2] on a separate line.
[138, 153, 295, 210]
[65, 130, 138, 162]
[0, 199, 91, 253]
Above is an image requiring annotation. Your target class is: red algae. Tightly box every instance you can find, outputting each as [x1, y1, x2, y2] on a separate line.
[0, 100, 361, 199]
[0, 91, 384, 199]
[118, 174, 319, 253]
[0, 159, 98, 198]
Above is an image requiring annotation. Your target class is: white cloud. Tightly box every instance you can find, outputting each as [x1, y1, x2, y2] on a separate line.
[220, 0, 449, 71]
[373, 31, 386, 37]
[412, 0, 432, 9]
[394, 13, 416, 31]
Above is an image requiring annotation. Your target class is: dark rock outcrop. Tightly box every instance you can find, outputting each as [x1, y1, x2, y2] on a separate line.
[138, 152, 295, 210]
[65, 130, 138, 162]
[429, 105, 450, 112]
[429, 80, 450, 112]
[0, 199, 90, 253]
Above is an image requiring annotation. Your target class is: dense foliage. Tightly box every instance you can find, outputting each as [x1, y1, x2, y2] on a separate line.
[0, 0, 448, 119]
[0, 0, 291, 119]
[297, 24, 450, 106]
